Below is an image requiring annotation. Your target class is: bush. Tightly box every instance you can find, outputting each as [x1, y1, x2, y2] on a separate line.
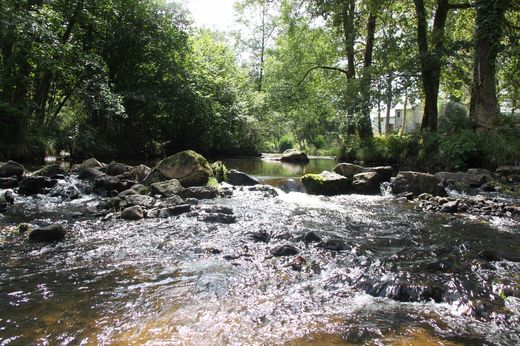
[438, 129, 484, 170]
[278, 133, 295, 153]
[439, 101, 471, 133]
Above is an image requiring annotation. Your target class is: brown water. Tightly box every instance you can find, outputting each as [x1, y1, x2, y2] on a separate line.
[1, 158, 520, 345]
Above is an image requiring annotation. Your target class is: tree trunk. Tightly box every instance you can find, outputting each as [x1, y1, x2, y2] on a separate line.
[385, 73, 393, 134]
[341, 0, 356, 80]
[414, 0, 450, 132]
[401, 90, 408, 135]
[358, 11, 376, 141]
[469, 0, 509, 129]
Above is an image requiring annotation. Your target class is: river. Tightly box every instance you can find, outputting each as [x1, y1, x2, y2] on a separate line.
[0, 156, 519, 345]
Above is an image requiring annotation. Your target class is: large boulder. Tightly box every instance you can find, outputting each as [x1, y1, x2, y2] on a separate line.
[18, 176, 57, 195]
[151, 179, 185, 197]
[155, 150, 213, 187]
[0, 161, 25, 178]
[280, 149, 310, 163]
[123, 194, 155, 208]
[301, 171, 351, 195]
[0, 177, 18, 189]
[333, 163, 364, 178]
[227, 169, 260, 186]
[352, 172, 383, 195]
[390, 171, 447, 197]
[29, 224, 66, 242]
[368, 166, 394, 182]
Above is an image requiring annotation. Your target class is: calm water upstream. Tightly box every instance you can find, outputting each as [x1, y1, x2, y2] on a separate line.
[1, 157, 519, 345]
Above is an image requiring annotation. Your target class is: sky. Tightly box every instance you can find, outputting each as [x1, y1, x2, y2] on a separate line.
[180, 0, 236, 31]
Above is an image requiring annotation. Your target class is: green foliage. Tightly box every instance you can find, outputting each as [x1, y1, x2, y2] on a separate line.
[439, 101, 471, 133]
[438, 130, 484, 170]
[211, 161, 229, 183]
[278, 133, 295, 152]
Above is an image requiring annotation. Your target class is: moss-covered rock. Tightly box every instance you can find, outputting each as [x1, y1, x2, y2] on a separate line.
[301, 171, 351, 195]
[211, 161, 228, 182]
[155, 150, 213, 187]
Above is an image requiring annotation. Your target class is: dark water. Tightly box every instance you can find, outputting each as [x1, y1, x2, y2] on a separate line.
[1, 158, 520, 345]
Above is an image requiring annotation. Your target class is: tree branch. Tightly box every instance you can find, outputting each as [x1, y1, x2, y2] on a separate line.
[448, 3, 474, 10]
[298, 65, 349, 86]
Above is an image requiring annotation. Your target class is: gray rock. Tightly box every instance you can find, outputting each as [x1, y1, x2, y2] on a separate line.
[78, 167, 105, 180]
[496, 166, 520, 176]
[29, 224, 66, 242]
[151, 179, 185, 197]
[0, 161, 25, 178]
[303, 231, 322, 244]
[178, 186, 219, 199]
[4, 190, 14, 204]
[118, 189, 139, 197]
[440, 200, 460, 213]
[390, 171, 447, 197]
[104, 162, 132, 176]
[367, 166, 393, 182]
[301, 171, 351, 195]
[200, 205, 234, 215]
[123, 194, 155, 208]
[333, 163, 364, 178]
[75, 158, 104, 174]
[280, 149, 310, 163]
[94, 176, 128, 192]
[18, 176, 57, 195]
[270, 244, 299, 257]
[142, 170, 167, 186]
[161, 195, 185, 206]
[166, 204, 192, 216]
[0, 177, 18, 188]
[32, 164, 67, 179]
[352, 172, 383, 195]
[247, 184, 279, 197]
[227, 169, 260, 186]
[121, 205, 144, 220]
[434, 171, 487, 189]
[49, 184, 81, 200]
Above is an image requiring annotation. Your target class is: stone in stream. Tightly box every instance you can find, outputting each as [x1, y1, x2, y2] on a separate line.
[0, 177, 18, 189]
[199, 213, 236, 224]
[178, 186, 219, 199]
[439, 200, 460, 213]
[94, 176, 129, 193]
[247, 184, 279, 197]
[390, 171, 447, 197]
[0, 160, 25, 178]
[248, 230, 270, 243]
[103, 162, 133, 176]
[4, 190, 14, 204]
[303, 231, 322, 244]
[333, 163, 364, 178]
[151, 179, 185, 197]
[78, 167, 105, 181]
[352, 172, 383, 195]
[301, 171, 351, 195]
[32, 164, 67, 179]
[29, 224, 66, 242]
[270, 244, 300, 257]
[123, 194, 155, 208]
[18, 176, 57, 195]
[280, 149, 310, 163]
[118, 189, 139, 197]
[227, 169, 260, 186]
[155, 150, 213, 187]
[121, 205, 144, 220]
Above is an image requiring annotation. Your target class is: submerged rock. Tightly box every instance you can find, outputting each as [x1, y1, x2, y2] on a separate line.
[4, 190, 14, 204]
[155, 150, 213, 187]
[390, 171, 447, 197]
[280, 149, 309, 163]
[270, 244, 299, 257]
[199, 213, 237, 224]
[18, 176, 57, 195]
[227, 169, 260, 186]
[121, 205, 144, 220]
[151, 179, 185, 197]
[0, 160, 25, 178]
[29, 224, 66, 242]
[301, 171, 351, 195]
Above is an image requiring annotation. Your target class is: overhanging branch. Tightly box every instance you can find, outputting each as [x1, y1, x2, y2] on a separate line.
[298, 65, 349, 86]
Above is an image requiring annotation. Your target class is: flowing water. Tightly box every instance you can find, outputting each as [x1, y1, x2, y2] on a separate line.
[1, 157, 520, 345]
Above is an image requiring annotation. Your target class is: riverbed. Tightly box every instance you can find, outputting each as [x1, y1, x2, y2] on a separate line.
[1, 157, 519, 345]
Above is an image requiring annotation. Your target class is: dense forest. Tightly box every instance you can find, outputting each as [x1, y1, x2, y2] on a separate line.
[1, 0, 519, 169]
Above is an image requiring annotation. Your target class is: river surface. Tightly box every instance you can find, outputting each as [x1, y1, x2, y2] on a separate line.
[1, 157, 520, 345]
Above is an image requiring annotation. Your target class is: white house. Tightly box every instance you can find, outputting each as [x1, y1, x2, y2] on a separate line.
[370, 101, 423, 135]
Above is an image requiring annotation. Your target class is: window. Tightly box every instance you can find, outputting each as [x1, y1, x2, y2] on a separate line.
[395, 110, 402, 118]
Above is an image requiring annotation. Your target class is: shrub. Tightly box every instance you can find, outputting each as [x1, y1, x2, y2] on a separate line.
[278, 133, 295, 152]
[438, 129, 484, 170]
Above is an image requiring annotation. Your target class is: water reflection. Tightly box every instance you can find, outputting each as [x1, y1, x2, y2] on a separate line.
[221, 155, 336, 179]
